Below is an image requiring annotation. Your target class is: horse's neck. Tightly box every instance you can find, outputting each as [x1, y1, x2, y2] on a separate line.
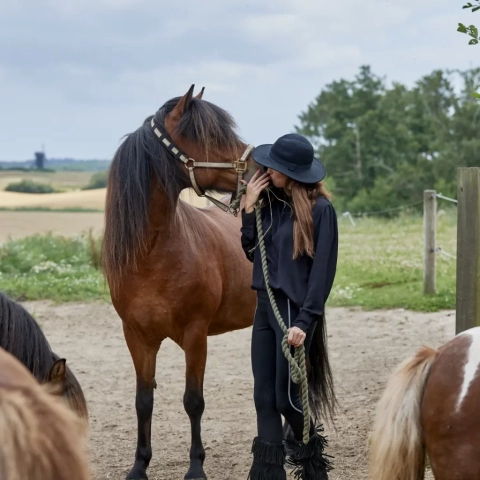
[147, 181, 213, 253]
[148, 181, 178, 234]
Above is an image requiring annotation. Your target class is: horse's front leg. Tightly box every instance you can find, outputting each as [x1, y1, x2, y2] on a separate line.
[123, 323, 162, 480]
[182, 326, 208, 480]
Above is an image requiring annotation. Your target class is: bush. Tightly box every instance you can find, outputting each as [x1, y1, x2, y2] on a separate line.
[5, 180, 58, 194]
[83, 170, 108, 190]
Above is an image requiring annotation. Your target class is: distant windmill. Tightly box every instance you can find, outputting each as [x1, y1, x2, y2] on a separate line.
[34, 144, 46, 169]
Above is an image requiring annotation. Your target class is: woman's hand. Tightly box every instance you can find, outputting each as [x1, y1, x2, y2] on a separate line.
[241, 169, 271, 213]
[287, 326, 306, 348]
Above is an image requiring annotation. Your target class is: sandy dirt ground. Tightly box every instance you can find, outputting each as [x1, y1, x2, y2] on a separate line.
[23, 300, 454, 480]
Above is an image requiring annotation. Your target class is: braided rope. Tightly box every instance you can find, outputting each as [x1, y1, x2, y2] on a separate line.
[227, 184, 247, 216]
[254, 204, 311, 445]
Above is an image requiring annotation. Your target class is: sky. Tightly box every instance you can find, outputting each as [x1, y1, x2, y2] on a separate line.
[0, 0, 477, 161]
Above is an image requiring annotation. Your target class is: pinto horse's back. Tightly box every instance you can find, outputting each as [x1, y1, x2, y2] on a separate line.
[421, 327, 480, 479]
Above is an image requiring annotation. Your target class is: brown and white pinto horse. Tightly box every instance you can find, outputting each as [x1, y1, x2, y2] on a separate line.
[370, 326, 480, 480]
[102, 86, 335, 480]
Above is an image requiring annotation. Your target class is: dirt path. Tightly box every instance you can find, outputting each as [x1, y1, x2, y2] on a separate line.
[24, 300, 454, 480]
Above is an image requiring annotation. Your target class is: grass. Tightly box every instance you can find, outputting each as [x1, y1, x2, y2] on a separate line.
[329, 209, 457, 312]
[0, 231, 109, 303]
[0, 211, 457, 310]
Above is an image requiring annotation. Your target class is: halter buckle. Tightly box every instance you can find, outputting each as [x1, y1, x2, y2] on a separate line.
[235, 160, 247, 173]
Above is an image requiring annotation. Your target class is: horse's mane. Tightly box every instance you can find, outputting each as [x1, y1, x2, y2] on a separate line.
[102, 96, 242, 292]
[0, 291, 55, 382]
[0, 291, 88, 420]
[0, 349, 90, 480]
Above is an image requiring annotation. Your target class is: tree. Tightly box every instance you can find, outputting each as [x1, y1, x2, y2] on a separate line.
[458, 1, 480, 45]
[295, 66, 386, 199]
[295, 66, 480, 215]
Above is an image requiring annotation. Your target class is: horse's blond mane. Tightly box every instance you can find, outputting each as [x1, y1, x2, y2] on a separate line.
[0, 354, 90, 480]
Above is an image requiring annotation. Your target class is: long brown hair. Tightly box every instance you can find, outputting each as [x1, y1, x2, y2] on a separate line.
[284, 180, 332, 259]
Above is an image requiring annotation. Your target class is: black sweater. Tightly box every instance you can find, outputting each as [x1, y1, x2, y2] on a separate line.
[240, 194, 338, 332]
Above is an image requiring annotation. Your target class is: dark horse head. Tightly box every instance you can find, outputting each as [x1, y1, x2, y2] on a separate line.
[0, 291, 88, 421]
[102, 85, 259, 293]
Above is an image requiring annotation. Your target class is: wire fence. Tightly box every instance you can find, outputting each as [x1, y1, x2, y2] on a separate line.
[436, 193, 457, 204]
[436, 247, 457, 260]
[341, 194, 456, 223]
[340, 190, 458, 262]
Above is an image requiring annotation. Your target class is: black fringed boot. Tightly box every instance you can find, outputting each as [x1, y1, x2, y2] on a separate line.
[284, 426, 333, 480]
[247, 437, 287, 480]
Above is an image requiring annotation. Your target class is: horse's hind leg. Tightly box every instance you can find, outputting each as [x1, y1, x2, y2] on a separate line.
[123, 322, 163, 480]
[182, 326, 208, 480]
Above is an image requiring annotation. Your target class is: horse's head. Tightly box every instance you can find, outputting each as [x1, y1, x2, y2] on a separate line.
[46, 355, 88, 423]
[161, 84, 259, 200]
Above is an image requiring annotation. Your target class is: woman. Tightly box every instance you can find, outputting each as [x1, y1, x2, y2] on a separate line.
[241, 133, 338, 480]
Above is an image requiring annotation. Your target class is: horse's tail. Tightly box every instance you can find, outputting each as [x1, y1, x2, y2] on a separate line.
[307, 313, 337, 424]
[369, 346, 438, 480]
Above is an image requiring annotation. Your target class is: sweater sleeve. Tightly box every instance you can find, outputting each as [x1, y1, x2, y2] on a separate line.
[292, 203, 338, 332]
[240, 208, 257, 263]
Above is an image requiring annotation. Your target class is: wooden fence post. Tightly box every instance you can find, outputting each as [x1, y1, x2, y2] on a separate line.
[424, 190, 437, 295]
[456, 167, 480, 334]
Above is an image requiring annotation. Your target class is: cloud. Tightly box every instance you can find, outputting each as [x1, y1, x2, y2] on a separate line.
[0, 0, 477, 160]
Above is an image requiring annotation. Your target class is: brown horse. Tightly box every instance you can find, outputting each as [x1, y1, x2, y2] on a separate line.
[0, 346, 90, 480]
[369, 326, 480, 480]
[102, 85, 335, 480]
[0, 291, 88, 420]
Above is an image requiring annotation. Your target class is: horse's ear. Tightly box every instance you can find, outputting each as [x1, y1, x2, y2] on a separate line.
[169, 84, 195, 120]
[195, 87, 205, 99]
[48, 358, 67, 385]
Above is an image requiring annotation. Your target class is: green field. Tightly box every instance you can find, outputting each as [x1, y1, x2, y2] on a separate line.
[0, 232, 108, 303]
[329, 210, 456, 311]
[0, 211, 457, 310]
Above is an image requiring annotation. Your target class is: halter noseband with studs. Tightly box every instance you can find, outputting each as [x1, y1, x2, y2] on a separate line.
[150, 117, 254, 215]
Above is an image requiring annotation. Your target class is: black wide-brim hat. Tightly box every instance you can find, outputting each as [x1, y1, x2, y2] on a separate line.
[252, 133, 326, 184]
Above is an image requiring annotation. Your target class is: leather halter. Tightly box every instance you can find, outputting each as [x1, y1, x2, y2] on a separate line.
[150, 117, 255, 214]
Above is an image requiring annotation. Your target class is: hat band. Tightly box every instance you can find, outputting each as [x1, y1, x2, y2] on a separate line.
[268, 152, 311, 172]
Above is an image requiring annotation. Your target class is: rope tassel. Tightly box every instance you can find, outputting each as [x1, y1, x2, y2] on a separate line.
[255, 203, 311, 445]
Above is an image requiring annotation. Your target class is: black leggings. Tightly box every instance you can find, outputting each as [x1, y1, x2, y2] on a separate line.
[251, 290, 317, 444]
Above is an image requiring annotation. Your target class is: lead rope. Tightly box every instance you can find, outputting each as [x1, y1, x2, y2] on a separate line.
[227, 183, 247, 216]
[254, 203, 311, 445]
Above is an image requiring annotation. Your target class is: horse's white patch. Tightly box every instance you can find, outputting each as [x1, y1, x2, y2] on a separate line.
[456, 327, 480, 412]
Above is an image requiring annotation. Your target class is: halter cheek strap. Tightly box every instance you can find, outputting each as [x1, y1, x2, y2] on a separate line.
[150, 117, 255, 215]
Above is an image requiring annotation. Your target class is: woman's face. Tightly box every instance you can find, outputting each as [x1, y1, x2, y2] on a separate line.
[267, 168, 288, 189]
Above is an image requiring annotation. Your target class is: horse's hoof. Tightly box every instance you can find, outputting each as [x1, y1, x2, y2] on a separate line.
[184, 473, 207, 480]
[184, 464, 207, 480]
[126, 469, 148, 480]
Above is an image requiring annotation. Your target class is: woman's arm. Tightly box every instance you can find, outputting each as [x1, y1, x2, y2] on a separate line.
[240, 208, 257, 262]
[292, 202, 338, 332]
